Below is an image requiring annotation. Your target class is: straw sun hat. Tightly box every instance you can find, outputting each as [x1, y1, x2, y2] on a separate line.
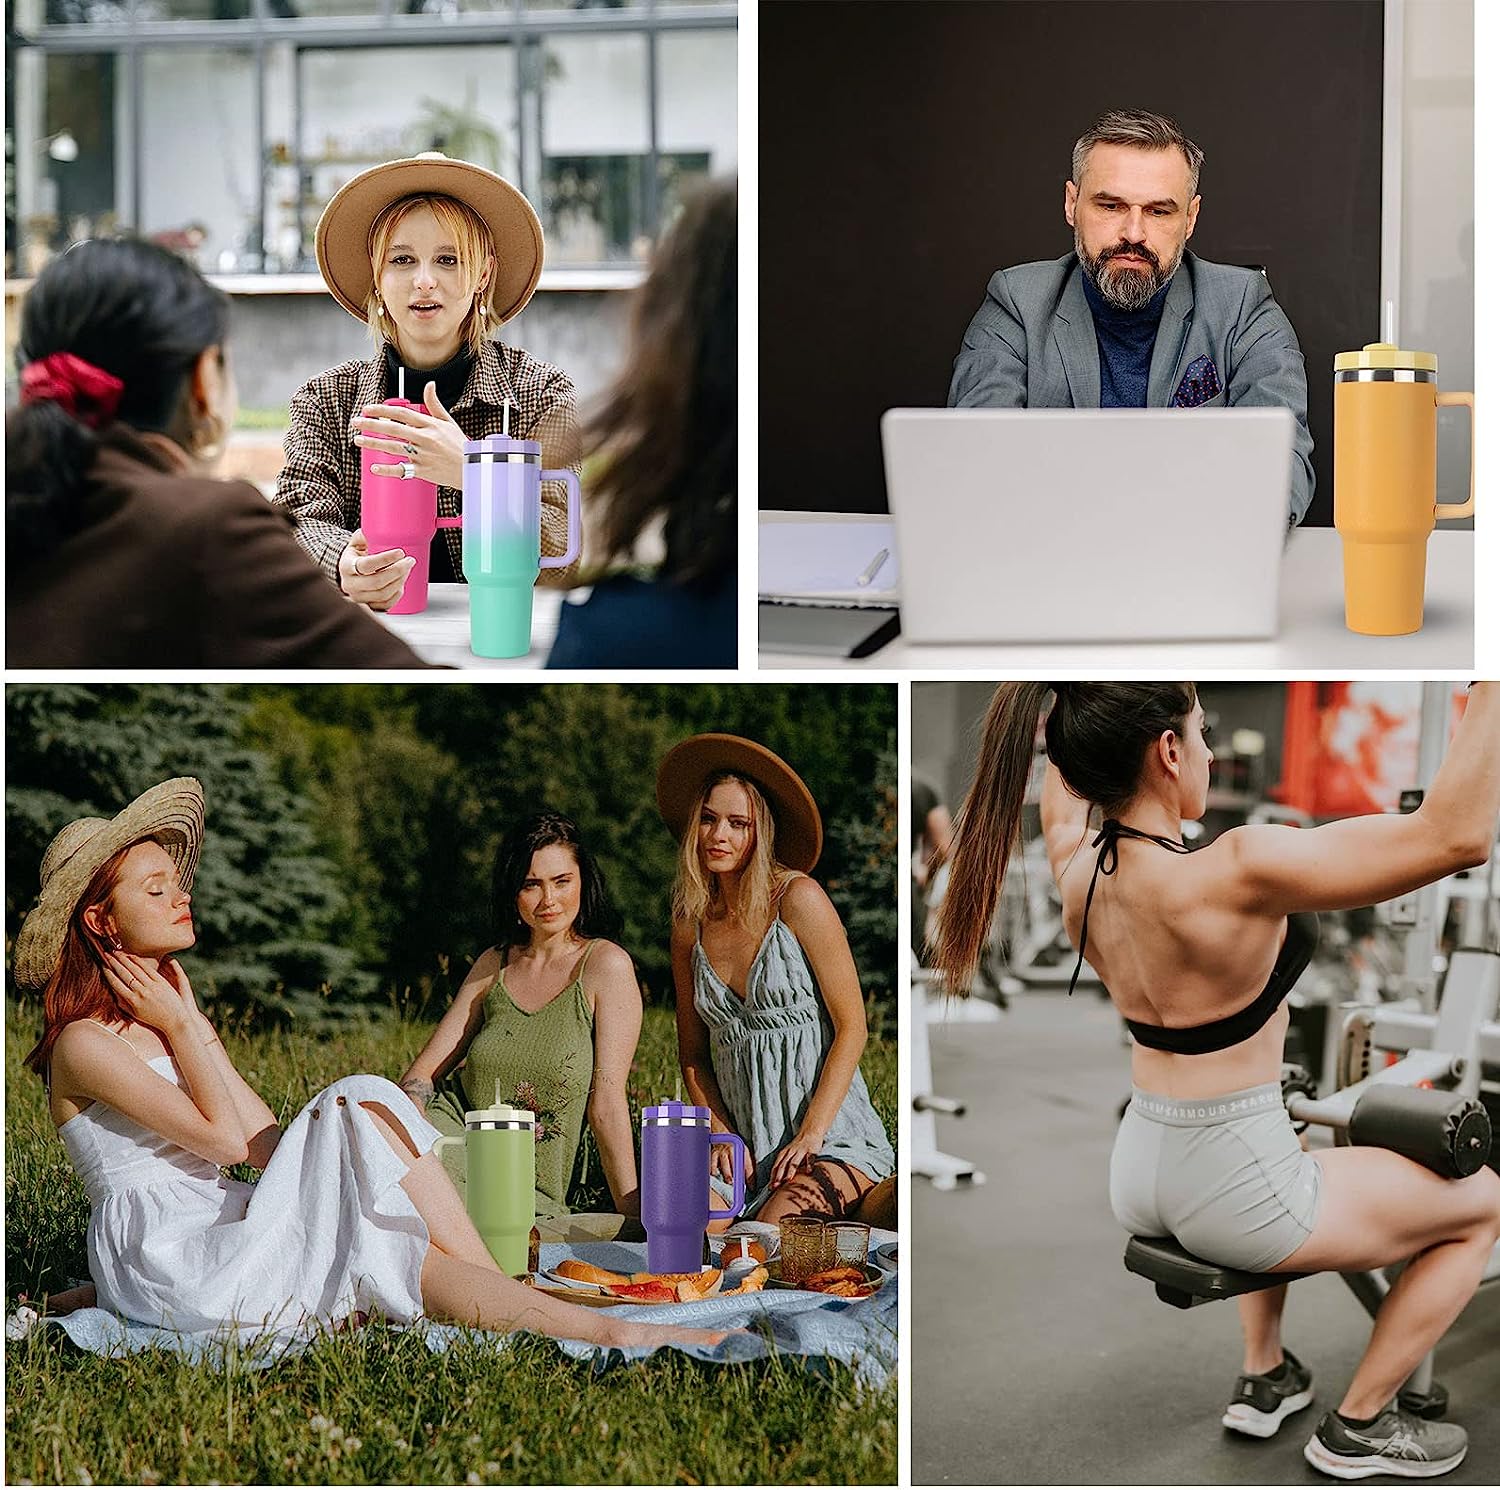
[656, 735, 823, 873]
[12, 778, 205, 989]
[314, 152, 545, 326]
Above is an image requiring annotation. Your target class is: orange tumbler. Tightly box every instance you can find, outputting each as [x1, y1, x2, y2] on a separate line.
[1333, 342, 1474, 636]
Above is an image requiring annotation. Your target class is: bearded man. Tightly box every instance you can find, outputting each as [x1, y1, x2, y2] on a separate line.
[948, 109, 1314, 525]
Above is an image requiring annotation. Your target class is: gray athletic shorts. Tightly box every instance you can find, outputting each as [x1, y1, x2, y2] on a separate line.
[1109, 1082, 1322, 1272]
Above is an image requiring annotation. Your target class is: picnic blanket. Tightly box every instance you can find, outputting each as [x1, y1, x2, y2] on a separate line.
[17, 1234, 899, 1387]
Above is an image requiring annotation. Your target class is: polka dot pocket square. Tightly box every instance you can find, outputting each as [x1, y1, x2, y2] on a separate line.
[1172, 355, 1223, 408]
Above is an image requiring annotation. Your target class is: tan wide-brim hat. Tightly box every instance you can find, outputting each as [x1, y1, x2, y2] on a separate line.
[12, 778, 205, 989]
[314, 152, 545, 326]
[656, 734, 823, 873]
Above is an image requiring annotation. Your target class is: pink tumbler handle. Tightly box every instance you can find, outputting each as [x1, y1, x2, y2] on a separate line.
[537, 468, 581, 570]
[708, 1131, 747, 1221]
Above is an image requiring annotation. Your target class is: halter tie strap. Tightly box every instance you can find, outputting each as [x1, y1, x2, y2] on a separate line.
[1066, 818, 1191, 998]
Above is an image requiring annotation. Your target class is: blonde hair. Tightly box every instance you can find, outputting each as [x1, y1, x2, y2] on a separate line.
[365, 193, 497, 359]
[671, 771, 795, 931]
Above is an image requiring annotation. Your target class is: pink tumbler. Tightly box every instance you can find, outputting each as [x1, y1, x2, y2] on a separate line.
[358, 398, 459, 615]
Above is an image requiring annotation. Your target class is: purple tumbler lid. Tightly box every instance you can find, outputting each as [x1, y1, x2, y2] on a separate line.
[642, 1100, 711, 1124]
[466, 434, 542, 457]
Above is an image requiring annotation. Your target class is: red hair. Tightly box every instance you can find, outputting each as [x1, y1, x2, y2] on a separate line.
[23, 842, 137, 1079]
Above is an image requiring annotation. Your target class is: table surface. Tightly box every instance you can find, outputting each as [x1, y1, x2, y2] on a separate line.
[378, 584, 562, 669]
[757, 512, 1475, 670]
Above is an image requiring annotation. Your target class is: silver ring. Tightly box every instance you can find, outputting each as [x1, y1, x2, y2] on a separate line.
[399, 461, 415, 480]
[404, 442, 416, 457]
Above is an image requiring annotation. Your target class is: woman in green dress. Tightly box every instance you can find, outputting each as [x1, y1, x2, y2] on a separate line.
[399, 810, 641, 1228]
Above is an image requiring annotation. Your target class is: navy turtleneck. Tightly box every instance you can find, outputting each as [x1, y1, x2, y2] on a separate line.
[1079, 267, 1171, 408]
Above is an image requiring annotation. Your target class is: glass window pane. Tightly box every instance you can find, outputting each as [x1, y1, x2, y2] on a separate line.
[140, 47, 259, 270]
[290, 43, 519, 270]
[539, 31, 649, 263]
[133, 1, 254, 17]
[13, 52, 120, 279]
[28, 0, 131, 24]
[657, 27, 735, 217]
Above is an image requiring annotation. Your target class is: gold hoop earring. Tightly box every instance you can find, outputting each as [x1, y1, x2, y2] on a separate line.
[193, 411, 228, 463]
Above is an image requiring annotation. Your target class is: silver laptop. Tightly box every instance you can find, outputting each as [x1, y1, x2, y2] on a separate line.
[880, 408, 1293, 643]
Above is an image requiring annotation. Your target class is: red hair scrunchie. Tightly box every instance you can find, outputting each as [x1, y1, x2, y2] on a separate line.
[19, 352, 126, 429]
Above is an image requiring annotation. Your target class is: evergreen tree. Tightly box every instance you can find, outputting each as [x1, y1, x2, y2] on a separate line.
[6, 685, 373, 1024]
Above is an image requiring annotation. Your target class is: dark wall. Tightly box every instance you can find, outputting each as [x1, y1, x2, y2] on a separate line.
[760, 0, 1384, 527]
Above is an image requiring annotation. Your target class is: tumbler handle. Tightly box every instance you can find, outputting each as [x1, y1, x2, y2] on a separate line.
[538, 468, 582, 570]
[433, 1135, 463, 1162]
[1434, 391, 1474, 521]
[708, 1132, 747, 1220]
[436, 516, 462, 530]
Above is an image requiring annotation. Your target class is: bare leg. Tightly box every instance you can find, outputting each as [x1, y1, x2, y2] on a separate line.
[1272, 1149, 1500, 1418]
[38, 1282, 97, 1315]
[356, 1102, 726, 1351]
[1237, 1285, 1288, 1375]
[758, 1159, 875, 1224]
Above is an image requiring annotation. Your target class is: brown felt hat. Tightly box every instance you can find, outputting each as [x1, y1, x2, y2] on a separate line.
[314, 152, 544, 326]
[656, 734, 823, 873]
[12, 778, 204, 989]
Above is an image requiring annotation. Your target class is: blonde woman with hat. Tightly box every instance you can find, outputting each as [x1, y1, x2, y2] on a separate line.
[657, 736, 895, 1225]
[273, 154, 581, 609]
[15, 779, 725, 1351]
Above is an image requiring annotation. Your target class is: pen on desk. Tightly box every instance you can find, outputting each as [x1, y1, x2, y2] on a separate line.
[856, 548, 890, 588]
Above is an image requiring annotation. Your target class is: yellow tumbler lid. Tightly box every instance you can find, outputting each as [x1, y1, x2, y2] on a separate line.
[1333, 341, 1438, 373]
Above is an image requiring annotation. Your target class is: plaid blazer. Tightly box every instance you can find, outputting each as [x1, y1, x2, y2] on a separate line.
[273, 338, 582, 586]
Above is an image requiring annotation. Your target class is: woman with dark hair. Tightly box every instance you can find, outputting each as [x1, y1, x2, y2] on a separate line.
[399, 810, 642, 1228]
[934, 682, 1500, 1481]
[656, 735, 894, 1224]
[6, 238, 422, 668]
[275, 155, 579, 608]
[547, 179, 737, 668]
[17, 780, 719, 1350]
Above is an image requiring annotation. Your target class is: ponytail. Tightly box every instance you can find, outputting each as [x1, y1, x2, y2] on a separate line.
[933, 681, 1052, 995]
[7, 238, 229, 574]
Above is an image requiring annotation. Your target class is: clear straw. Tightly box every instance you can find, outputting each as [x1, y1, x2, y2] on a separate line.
[502, 402, 511, 438]
[398, 365, 405, 402]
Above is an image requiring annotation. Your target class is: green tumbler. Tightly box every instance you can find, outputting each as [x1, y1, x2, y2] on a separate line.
[434, 1087, 536, 1275]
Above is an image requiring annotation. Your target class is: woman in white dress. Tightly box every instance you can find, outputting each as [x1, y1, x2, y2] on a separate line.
[15, 778, 722, 1350]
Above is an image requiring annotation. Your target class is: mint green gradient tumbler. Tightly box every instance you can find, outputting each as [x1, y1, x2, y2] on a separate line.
[462, 435, 581, 658]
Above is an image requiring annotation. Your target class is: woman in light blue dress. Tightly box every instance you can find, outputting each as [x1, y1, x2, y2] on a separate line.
[657, 734, 894, 1223]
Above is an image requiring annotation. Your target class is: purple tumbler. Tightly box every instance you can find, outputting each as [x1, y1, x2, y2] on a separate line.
[640, 1101, 746, 1275]
[358, 398, 460, 615]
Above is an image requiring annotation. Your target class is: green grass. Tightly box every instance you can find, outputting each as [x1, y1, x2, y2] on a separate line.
[232, 406, 290, 432]
[5, 999, 898, 1485]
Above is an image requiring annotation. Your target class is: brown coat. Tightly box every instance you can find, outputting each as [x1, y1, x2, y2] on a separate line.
[7, 429, 427, 669]
[272, 338, 582, 587]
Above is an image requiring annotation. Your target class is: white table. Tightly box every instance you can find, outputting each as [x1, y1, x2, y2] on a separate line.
[378, 584, 562, 669]
[758, 512, 1474, 670]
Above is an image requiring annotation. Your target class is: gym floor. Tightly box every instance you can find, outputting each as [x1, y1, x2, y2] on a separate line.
[912, 992, 1500, 1485]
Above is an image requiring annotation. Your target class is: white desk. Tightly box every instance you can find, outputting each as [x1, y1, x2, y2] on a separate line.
[378, 584, 562, 669]
[758, 512, 1474, 670]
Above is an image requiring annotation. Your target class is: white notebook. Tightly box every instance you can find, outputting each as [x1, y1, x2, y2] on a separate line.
[759, 519, 900, 609]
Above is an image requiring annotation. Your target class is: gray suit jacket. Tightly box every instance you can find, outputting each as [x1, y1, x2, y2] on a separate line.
[948, 251, 1314, 524]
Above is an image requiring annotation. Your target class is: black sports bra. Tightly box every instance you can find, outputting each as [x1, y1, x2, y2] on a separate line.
[1067, 818, 1320, 1056]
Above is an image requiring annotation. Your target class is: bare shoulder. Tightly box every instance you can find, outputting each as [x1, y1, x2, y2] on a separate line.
[586, 939, 637, 982]
[467, 944, 504, 977]
[51, 1019, 116, 1065]
[670, 918, 698, 954]
[48, 1020, 134, 1093]
[779, 873, 838, 928]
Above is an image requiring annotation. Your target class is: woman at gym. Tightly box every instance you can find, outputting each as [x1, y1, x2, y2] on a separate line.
[934, 682, 1500, 1481]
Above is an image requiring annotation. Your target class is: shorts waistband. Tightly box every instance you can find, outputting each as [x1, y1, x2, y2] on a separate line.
[1129, 1082, 1284, 1126]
